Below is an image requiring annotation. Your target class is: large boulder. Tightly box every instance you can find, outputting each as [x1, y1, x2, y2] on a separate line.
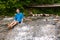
[5, 19, 57, 40]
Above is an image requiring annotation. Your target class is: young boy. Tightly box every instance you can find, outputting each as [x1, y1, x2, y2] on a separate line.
[7, 8, 24, 29]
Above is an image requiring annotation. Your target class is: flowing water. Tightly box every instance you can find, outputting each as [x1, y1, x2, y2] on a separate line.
[0, 16, 60, 40]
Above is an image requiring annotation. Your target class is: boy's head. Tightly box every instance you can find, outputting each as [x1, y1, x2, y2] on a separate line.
[16, 8, 20, 13]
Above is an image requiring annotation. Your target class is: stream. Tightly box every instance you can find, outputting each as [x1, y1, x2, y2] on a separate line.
[0, 16, 60, 40]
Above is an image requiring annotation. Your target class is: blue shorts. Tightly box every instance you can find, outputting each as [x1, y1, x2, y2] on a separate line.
[17, 21, 21, 23]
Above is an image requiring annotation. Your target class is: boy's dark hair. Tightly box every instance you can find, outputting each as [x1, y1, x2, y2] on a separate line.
[16, 8, 20, 10]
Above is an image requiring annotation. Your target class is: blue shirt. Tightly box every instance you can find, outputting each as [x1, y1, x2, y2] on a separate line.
[14, 12, 24, 22]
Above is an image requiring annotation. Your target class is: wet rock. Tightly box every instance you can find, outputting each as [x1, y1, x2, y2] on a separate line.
[5, 19, 57, 40]
[0, 16, 60, 40]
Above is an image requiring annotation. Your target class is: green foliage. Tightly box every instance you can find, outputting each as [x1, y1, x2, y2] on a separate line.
[32, 7, 60, 16]
[0, 0, 60, 16]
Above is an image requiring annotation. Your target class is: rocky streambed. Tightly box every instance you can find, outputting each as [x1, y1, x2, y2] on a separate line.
[0, 16, 60, 40]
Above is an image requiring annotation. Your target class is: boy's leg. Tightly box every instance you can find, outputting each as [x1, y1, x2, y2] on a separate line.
[10, 22, 18, 28]
[8, 21, 18, 29]
[8, 21, 15, 27]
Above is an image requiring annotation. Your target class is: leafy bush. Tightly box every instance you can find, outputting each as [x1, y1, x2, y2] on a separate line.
[0, 0, 60, 16]
[32, 7, 60, 16]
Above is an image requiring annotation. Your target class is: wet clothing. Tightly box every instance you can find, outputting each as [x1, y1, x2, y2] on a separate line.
[14, 12, 24, 23]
